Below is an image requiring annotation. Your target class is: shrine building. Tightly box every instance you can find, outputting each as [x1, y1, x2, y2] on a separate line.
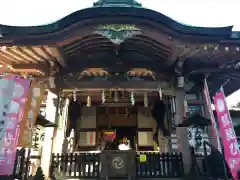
[0, 0, 240, 179]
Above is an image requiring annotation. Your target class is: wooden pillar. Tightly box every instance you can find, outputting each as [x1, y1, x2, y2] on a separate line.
[202, 82, 221, 151]
[203, 100, 218, 149]
[175, 89, 191, 173]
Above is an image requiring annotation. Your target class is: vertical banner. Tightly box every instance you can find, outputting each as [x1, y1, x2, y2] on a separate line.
[0, 75, 16, 168]
[0, 75, 15, 149]
[214, 87, 240, 180]
[0, 75, 30, 175]
[203, 79, 222, 151]
[17, 81, 45, 147]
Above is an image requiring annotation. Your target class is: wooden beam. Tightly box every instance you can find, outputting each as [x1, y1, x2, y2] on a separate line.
[188, 67, 240, 76]
[63, 91, 160, 96]
[47, 47, 66, 67]
[72, 96, 157, 103]
[11, 63, 48, 73]
[11, 64, 42, 69]
[68, 60, 169, 72]
[62, 80, 172, 91]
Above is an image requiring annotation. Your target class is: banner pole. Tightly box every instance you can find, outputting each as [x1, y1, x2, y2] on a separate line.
[203, 79, 222, 152]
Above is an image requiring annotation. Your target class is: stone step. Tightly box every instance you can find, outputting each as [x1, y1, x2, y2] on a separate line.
[55, 179, 183, 180]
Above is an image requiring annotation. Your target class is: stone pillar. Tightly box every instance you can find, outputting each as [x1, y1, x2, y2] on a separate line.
[175, 89, 191, 173]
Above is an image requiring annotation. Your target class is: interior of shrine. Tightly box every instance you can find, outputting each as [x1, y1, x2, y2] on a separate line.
[65, 89, 176, 152]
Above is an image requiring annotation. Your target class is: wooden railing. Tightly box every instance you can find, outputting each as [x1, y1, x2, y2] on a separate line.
[136, 152, 184, 178]
[50, 152, 184, 179]
[50, 153, 101, 178]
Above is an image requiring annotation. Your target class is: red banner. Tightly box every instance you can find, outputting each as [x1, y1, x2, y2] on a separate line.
[214, 88, 240, 180]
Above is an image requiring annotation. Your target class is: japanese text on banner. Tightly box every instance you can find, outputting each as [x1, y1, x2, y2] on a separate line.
[214, 89, 240, 180]
[18, 81, 44, 147]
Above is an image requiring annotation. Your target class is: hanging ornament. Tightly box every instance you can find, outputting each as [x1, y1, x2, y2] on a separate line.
[184, 98, 188, 118]
[87, 96, 91, 107]
[144, 92, 148, 107]
[73, 89, 77, 102]
[101, 90, 106, 103]
[109, 90, 113, 99]
[48, 76, 56, 88]
[171, 96, 176, 114]
[159, 88, 162, 100]
[114, 90, 119, 102]
[130, 92, 135, 106]
[121, 91, 125, 98]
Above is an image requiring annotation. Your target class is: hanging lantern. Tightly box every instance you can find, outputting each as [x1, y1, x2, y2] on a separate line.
[158, 88, 162, 100]
[144, 92, 148, 107]
[87, 96, 91, 107]
[114, 90, 119, 102]
[101, 90, 106, 103]
[130, 92, 135, 105]
[177, 77, 184, 88]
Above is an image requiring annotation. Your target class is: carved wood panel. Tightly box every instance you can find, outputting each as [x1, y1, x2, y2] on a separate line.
[97, 107, 137, 127]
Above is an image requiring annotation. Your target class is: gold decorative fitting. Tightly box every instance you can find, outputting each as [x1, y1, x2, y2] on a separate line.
[201, 44, 218, 49]
[127, 68, 155, 79]
[79, 68, 110, 78]
[97, 24, 140, 31]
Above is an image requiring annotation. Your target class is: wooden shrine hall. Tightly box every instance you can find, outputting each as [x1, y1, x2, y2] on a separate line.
[1, 0, 240, 179]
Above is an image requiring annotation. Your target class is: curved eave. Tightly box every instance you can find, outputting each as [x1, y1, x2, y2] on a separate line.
[0, 7, 235, 44]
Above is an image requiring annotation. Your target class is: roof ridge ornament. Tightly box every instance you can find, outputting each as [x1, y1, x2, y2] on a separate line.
[93, 0, 142, 7]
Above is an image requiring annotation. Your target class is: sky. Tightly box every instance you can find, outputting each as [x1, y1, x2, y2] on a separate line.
[0, 0, 239, 105]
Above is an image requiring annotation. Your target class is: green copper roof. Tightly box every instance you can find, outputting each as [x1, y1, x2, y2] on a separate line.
[93, 0, 142, 7]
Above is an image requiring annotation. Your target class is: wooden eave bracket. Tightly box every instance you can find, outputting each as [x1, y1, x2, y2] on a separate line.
[47, 47, 66, 67]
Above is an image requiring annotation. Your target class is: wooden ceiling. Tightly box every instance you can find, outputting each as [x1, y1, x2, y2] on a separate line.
[62, 34, 173, 70]
[0, 45, 64, 77]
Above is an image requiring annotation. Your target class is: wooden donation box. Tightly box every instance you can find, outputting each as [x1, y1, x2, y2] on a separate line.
[100, 150, 136, 179]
